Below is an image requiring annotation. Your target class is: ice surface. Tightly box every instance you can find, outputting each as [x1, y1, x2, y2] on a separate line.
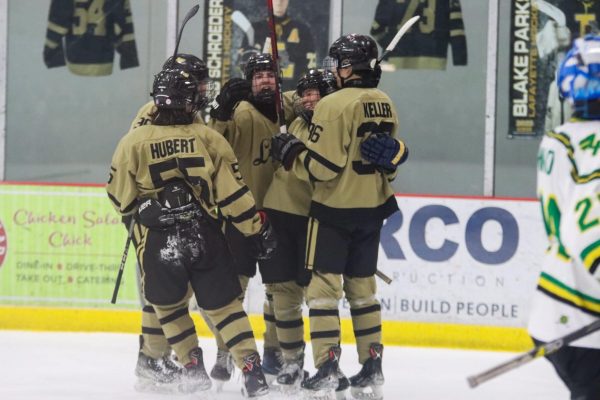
[0, 331, 569, 400]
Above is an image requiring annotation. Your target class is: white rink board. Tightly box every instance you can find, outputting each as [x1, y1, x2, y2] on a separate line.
[243, 195, 545, 328]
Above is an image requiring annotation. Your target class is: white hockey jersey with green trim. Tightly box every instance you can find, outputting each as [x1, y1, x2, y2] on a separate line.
[528, 118, 600, 348]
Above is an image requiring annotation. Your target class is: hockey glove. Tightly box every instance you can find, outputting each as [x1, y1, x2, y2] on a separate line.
[209, 78, 252, 121]
[250, 211, 277, 260]
[360, 133, 409, 172]
[271, 132, 306, 170]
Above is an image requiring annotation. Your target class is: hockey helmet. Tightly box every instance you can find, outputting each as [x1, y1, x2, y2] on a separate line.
[558, 34, 600, 118]
[244, 53, 276, 81]
[163, 54, 208, 82]
[152, 68, 200, 111]
[296, 69, 339, 98]
[326, 34, 379, 72]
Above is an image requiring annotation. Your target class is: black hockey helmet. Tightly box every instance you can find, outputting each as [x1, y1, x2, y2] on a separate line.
[296, 69, 339, 97]
[163, 53, 208, 82]
[152, 68, 200, 111]
[244, 53, 275, 81]
[327, 33, 379, 72]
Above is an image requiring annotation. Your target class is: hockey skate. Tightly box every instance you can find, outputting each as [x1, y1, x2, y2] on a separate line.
[276, 353, 309, 396]
[134, 351, 182, 393]
[210, 348, 234, 392]
[301, 346, 341, 400]
[349, 344, 384, 400]
[178, 347, 212, 394]
[335, 366, 350, 400]
[262, 347, 283, 384]
[240, 352, 270, 398]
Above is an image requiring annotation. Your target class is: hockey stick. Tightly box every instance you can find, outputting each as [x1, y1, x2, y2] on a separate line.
[110, 218, 136, 304]
[372, 15, 421, 68]
[375, 270, 392, 284]
[266, 0, 287, 134]
[232, 10, 255, 47]
[467, 318, 600, 388]
[169, 4, 200, 66]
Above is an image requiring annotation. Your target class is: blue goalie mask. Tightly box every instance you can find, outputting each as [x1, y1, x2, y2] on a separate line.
[558, 34, 600, 118]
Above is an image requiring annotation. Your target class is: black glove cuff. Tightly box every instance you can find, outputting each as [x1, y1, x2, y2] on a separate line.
[282, 142, 306, 170]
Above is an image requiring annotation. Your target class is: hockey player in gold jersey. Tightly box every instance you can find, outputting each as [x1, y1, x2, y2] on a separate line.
[107, 65, 274, 397]
[271, 34, 408, 400]
[262, 69, 341, 391]
[208, 53, 296, 380]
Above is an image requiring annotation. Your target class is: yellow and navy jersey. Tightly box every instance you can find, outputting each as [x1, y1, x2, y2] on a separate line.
[528, 118, 600, 348]
[129, 101, 204, 131]
[370, 0, 467, 70]
[289, 87, 400, 227]
[245, 15, 316, 91]
[208, 92, 296, 209]
[106, 123, 262, 237]
[44, 0, 139, 76]
[263, 117, 313, 217]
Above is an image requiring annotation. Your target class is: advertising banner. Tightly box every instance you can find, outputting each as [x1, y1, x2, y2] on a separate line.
[0, 184, 547, 330]
[243, 195, 546, 328]
[509, 0, 600, 137]
[0, 184, 139, 309]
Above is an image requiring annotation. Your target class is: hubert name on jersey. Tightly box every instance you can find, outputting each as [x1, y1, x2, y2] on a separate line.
[363, 102, 393, 118]
[150, 138, 197, 159]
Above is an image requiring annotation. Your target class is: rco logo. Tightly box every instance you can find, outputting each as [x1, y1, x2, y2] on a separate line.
[381, 205, 519, 265]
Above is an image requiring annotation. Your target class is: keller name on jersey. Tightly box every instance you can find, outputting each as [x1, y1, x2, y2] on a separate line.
[150, 138, 196, 159]
[363, 102, 393, 118]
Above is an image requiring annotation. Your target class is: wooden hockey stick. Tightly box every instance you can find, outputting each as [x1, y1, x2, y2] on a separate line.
[110, 218, 136, 304]
[373, 15, 421, 67]
[467, 318, 600, 388]
[169, 4, 200, 66]
[266, 0, 287, 134]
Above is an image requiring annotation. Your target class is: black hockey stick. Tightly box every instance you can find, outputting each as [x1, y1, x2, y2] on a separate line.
[168, 4, 200, 66]
[110, 218, 136, 304]
[467, 318, 600, 388]
[266, 0, 287, 134]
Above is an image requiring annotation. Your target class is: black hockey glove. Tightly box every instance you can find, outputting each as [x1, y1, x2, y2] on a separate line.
[360, 133, 409, 172]
[209, 78, 252, 121]
[250, 212, 277, 260]
[271, 132, 306, 170]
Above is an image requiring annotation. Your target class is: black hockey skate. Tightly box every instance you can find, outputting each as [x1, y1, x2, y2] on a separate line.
[241, 352, 270, 398]
[301, 346, 341, 400]
[349, 343, 384, 400]
[262, 347, 283, 383]
[134, 352, 182, 393]
[179, 347, 212, 394]
[335, 366, 350, 400]
[210, 348, 234, 392]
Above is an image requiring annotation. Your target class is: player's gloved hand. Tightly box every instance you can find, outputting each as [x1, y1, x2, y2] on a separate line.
[250, 211, 277, 260]
[271, 132, 306, 170]
[136, 198, 175, 228]
[360, 133, 409, 172]
[210, 78, 252, 121]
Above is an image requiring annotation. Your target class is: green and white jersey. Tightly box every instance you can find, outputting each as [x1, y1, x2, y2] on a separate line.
[288, 87, 400, 227]
[529, 118, 600, 348]
[263, 117, 313, 216]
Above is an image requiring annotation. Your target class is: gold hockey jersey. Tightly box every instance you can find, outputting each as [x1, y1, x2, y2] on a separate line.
[263, 117, 313, 217]
[289, 87, 400, 226]
[208, 92, 296, 209]
[129, 101, 204, 131]
[107, 123, 262, 237]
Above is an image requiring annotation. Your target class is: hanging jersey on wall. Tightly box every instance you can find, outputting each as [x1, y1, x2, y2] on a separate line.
[44, 0, 139, 76]
[370, 0, 467, 70]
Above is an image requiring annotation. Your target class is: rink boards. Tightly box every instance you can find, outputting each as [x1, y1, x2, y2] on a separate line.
[0, 183, 543, 351]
